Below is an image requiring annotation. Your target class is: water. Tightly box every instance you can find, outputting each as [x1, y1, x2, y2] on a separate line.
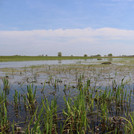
[0, 58, 122, 68]
[0, 58, 133, 133]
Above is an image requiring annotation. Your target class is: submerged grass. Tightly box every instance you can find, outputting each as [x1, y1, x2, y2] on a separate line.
[1, 62, 134, 133]
[26, 85, 37, 109]
[0, 102, 9, 133]
[63, 89, 87, 133]
[0, 79, 134, 133]
[2, 77, 9, 90]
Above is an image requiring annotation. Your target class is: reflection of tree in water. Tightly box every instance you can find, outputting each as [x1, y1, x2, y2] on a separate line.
[108, 58, 113, 62]
[58, 60, 62, 64]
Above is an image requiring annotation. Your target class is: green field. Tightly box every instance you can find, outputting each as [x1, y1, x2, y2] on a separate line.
[0, 55, 134, 62]
[0, 56, 96, 62]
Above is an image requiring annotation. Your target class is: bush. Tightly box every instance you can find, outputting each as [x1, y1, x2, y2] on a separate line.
[108, 53, 112, 57]
[84, 54, 88, 57]
[58, 52, 62, 57]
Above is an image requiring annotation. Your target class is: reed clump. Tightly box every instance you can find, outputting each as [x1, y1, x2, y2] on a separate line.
[0, 102, 9, 133]
[26, 85, 37, 109]
[2, 77, 10, 90]
[1, 75, 134, 133]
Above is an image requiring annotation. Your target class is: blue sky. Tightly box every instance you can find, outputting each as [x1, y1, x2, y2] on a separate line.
[0, 0, 134, 56]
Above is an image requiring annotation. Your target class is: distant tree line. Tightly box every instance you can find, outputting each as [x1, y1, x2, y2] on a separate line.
[41, 52, 114, 57]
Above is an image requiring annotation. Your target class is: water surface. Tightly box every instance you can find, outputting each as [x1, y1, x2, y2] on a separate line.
[0, 58, 122, 68]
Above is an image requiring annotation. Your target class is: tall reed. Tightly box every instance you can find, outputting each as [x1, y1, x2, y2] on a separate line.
[2, 77, 9, 90]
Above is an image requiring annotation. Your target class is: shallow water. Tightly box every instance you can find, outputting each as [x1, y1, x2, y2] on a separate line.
[0, 58, 123, 68]
[0, 59, 134, 133]
[1, 83, 78, 128]
[1, 81, 134, 133]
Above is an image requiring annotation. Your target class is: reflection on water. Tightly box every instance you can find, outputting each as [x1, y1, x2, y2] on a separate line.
[108, 57, 113, 62]
[58, 60, 62, 64]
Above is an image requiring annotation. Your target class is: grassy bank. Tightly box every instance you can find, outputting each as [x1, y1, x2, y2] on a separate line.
[0, 56, 98, 62]
[0, 55, 134, 62]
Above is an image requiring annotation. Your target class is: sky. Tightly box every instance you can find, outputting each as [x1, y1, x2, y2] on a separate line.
[0, 0, 134, 56]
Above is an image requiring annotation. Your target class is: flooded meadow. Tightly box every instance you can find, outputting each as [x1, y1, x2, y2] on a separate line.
[1, 58, 134, 134]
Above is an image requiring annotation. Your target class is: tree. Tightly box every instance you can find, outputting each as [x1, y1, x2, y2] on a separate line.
[58, 52, 62, 57]
[84, 54, 88, 57]
[96, 54, 101, 57]
[108, 53, 113, 57]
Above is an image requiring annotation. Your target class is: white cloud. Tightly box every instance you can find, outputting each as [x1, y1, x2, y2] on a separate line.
[0, 27, 134, 56]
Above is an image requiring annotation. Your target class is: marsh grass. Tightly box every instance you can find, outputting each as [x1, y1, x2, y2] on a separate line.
[13, 90, 18, 107]
[63, 89, 87, 133]
[42, 98, 57, 134]
[26, 85, 37, 109]
[121, 112, 134, 134]
[1, 80, 134, 133]
[0, 103, 9, 133]
[2, 77, 9, 90]
[1, 64, 134, 133]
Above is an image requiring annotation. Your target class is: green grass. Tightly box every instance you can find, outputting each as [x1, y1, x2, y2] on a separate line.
[26, 85, 37, 109]
[0, 56, 95, 62]
[1, 78, 134, 133]
[2, 77, 10, 90]
[1, 55, 134, 62]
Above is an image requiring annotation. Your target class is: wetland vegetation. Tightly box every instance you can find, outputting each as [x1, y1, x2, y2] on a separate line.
[0, 58, 134, 133]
